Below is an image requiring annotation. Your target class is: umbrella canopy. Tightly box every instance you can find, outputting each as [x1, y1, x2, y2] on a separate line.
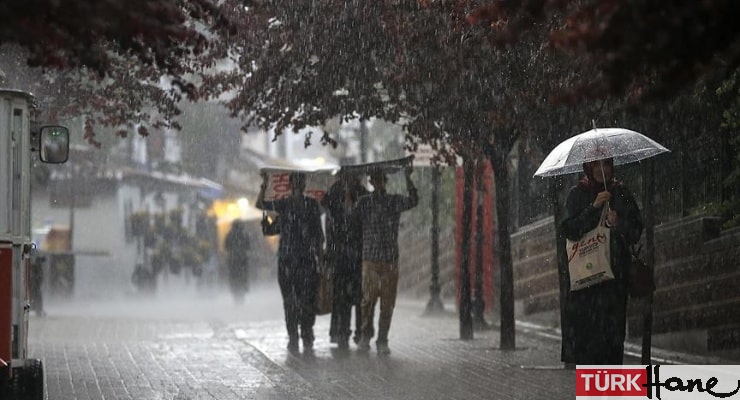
[339, 155, 415, 175]
[534, 128, 670, 177]
[259, 165, 339, 202]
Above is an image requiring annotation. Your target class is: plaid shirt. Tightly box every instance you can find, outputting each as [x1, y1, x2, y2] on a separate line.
[353, 188, 418, 262]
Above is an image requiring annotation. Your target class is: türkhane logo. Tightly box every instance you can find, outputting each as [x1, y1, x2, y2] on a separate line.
[576, 365, 740, 399]
[577, 367, 647, 397]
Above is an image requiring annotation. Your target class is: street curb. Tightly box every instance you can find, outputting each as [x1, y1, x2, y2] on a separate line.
[396, 298, 737, 366]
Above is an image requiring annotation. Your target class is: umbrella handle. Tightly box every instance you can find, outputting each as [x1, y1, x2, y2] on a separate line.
[595, 123, 609, 194]
[599, 159, 608, 192]
[599, 201, 610, 227]
[599, 158, 611, 226]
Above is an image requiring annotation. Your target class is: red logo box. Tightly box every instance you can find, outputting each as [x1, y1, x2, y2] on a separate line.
[576, 368, 648, 397]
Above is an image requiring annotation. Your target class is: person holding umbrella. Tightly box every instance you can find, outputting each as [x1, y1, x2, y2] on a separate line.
[535, 127, 668, 365]
[560, 156, 643, 365]
[256, 171, 324, 353]
[353, 166, 418, 355]
[321, 170, 368, 350]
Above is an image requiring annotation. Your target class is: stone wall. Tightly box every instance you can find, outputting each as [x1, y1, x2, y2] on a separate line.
[511, 214, 740, 352]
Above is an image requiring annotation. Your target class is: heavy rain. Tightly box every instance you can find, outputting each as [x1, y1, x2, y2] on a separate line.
[1, 1, 740, 399]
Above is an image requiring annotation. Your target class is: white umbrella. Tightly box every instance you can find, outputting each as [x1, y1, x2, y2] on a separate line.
[533, 128, 670, 177]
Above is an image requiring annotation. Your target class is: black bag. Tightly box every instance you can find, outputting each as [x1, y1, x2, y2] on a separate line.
[261, 211, 280, 236]
[629, 245, 655, 298]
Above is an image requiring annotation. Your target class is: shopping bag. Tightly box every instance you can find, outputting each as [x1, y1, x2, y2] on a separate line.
[261, 211, 280, 236]
[316, 261, 333, 315]
[566, 207, 614, 291]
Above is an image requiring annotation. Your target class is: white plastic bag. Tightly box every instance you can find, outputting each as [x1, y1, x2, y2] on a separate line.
[566, 207, 613, 291]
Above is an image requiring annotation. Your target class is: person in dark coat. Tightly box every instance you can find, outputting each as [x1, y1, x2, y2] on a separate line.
[224, 220, 250, 303]
[321, 171, 368, 350]
[256, 172, 324, 353]
[30, 252, 46, 317]
[560, 157, 643, 365]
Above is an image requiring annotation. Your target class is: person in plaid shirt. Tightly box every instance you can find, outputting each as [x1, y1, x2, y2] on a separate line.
[353, 166, 418, 355]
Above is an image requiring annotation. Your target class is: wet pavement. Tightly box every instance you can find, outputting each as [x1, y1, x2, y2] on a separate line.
[27, 281, 731, 400]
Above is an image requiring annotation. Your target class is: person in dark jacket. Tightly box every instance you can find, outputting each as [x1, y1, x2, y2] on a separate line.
[30, 252, 46, 317]
[321, 171, 368, 350]
[560, 157, 643, 365]
[224, 220, 250, 303]
[256, 172, 324, 353]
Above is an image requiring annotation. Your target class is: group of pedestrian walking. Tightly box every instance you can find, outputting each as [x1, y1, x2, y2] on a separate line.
[239, 152, 644, 365]
[255, 166, 418, 355]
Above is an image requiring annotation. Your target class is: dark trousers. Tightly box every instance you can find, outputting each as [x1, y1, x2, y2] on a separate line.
[331, 301, 362, 341]
[564, 281, 628, 365]
[30, 259, 44, 315]
[278, 256, 318, 342]
[328, 251, 363, 342]
[228, 257, 249, 295]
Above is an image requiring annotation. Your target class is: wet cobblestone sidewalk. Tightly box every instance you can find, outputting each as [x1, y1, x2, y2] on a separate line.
[27, 284, 731, 400]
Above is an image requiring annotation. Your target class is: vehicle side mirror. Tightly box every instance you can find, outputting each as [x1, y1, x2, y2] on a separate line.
[39, 125, 69, 164]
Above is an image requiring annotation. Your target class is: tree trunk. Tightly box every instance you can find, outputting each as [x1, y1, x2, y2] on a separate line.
[489, 152, 515, 350]
[473, 160, 488, 327]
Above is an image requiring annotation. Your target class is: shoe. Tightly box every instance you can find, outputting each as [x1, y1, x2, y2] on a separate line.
[376, 342, 391, 356]
[357, 337, 371, 352]
[330, 335, 338, 344]
[337, 337, 349, 350]
[303, 338, 314, 350]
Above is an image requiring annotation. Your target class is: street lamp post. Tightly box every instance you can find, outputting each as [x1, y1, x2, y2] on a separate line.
[425, 165, 444, 314]
[459, 158, 475, 339]
[472, 162, 489, 329]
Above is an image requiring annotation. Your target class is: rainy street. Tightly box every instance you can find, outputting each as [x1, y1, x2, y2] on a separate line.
[27, 277, 736, 400]
[29, 281, 582, 400]
[3, 2, 740, 400]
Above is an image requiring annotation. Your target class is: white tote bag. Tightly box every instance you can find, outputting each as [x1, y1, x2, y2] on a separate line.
[566, 205, 613, 291]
